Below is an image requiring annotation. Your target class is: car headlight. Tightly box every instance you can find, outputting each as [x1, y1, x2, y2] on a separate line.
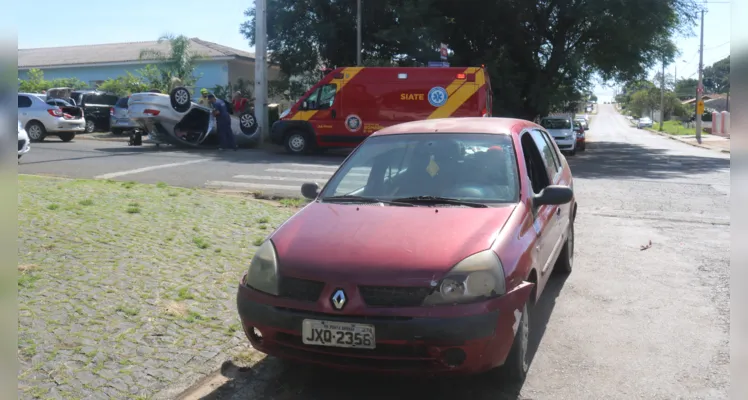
[279, 108, 290, 119]
[18, 120, 22, 132]
[244, 239, 279, 295]
[423, 250, 507, 305]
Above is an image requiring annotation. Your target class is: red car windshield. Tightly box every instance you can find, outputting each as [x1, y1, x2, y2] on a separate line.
[321, 133, 520, 204]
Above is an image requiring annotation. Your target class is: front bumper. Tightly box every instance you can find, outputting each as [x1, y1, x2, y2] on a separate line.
[552, 137, 576, 151]
[236, 279, 534, 374]
[18, 137, 30, 155]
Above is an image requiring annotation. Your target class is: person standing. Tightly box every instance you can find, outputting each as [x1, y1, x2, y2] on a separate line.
[208, 94, 237, 151]
[232, 91, 249, 114]
[198, 89, 211, 107]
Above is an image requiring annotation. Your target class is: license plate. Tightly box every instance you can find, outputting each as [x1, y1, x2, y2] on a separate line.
[301, 319, 375, 349]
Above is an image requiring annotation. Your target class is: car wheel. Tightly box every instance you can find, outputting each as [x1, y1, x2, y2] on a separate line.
[499, 302, 530, 382]
[239, 112, 259, 135]
[84, 119, 95, 133]
[111, 128, 123, 135]
[58, 133, 75, 142]
[579, 142, 586, 152]
[284, 131, 312, 155]
[170, 86, 192, 113]
[568, 147, 576, 156]
[26, 121, 46, 142]
[554, 222, 574, 274]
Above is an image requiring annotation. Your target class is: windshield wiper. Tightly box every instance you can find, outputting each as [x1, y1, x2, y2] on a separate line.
[391, 196, 488, 208]
[321, 195, 414, 206]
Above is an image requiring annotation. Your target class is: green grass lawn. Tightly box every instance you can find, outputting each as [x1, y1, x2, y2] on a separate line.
[648, 120, 704, 136]
[17, 175, 300, 399]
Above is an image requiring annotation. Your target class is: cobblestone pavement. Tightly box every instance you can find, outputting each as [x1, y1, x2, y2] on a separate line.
[17, 175, 296, 399]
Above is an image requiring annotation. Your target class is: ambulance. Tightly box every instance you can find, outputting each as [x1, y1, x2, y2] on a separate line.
[269, 66, 493, 154]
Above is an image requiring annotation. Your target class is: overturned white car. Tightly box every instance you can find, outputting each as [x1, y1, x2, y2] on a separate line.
[128, 87, 260, 148]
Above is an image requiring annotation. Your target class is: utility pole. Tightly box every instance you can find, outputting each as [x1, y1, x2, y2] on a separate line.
[254, 0, 268, 143]
[694, 9, 705, 144]
[356, 0, 362, 65]
[659, 57, 665, 131]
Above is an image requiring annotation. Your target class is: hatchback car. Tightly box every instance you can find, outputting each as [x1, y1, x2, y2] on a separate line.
[540, 115, 577, 156]
[110, 96, 138, 135]
[637, 117, 653, 129]
[236, 117, 576, 380]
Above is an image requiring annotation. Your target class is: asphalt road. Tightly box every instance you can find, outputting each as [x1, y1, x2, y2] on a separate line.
[20, 105, 731, 399]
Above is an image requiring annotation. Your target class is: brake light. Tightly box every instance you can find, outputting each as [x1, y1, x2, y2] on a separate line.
[110, 107, 114, 116]
[456, 73, 466, 79]
[47, 109, 63, 117]
[144, 109, 160, 116]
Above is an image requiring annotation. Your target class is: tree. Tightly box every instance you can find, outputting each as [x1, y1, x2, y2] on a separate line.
[674, 78, 698, 99]
[241, 0, 696, 119]
[97, 72, 150, 97]
[139, 34, 204, 92]
[18, 68, 88, 93]
[702, 55, 729, 94]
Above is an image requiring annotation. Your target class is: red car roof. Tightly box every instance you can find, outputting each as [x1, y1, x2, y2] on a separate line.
[371, 117, 541, 137]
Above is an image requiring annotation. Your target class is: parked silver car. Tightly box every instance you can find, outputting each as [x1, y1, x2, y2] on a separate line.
[110, 96, 138, 135]
[18, 93, 85, 142]
[637, 117, 653, 129]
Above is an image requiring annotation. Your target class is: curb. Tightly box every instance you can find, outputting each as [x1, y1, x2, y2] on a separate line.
[644, 128, 730, 154]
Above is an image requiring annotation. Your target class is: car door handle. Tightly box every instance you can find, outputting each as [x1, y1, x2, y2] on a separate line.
[331, 109, 337, 119]
[556, 208, 561, 217]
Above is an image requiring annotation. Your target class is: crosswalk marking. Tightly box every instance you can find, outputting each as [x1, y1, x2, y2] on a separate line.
[206, 164, 370, 194]
[206, 181, 302, 191]
[233, 175, 328, 183]
[286, 163, 340, 170]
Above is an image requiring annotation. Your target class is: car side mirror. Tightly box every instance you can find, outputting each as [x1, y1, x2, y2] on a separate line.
[301, 101, 308, 110]
[533, 185, 573, 207]
[301, 182, 320, 200]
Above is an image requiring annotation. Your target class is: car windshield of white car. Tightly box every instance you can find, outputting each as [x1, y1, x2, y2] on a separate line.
[320, 133, 520, 206]
[540, 118, 571, 129]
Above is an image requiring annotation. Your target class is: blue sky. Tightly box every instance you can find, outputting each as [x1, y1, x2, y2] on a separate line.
[14, 0, 731, 103]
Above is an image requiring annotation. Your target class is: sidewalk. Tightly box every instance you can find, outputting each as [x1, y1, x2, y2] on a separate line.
[646, 129, 730, 154]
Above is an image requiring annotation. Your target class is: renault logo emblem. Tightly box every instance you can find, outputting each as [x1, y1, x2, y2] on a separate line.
[331, 289, 346, 310]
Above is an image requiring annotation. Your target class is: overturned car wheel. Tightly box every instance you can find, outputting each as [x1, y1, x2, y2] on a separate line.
[170, 87, 191, 113]
[239, 112, 259, 135]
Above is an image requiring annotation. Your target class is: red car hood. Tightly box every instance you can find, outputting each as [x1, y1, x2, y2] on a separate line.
[271, 203, 516, 286]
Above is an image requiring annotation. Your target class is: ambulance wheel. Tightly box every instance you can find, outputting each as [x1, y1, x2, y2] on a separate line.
[239, 112, 258, 135]
[284, 131, 312, 155]
[170, 87, 191, 113]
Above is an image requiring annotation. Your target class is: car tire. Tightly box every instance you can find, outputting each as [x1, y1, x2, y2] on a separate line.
[579, 142, 586, 152]
[499, 302, 530, 382]
[239, 112, 259, 135]
[554, 222, 574, 274]
[284, 130, 313, 155]
[170, 87, 192, 113]
[111, 128, 123, 135]
[568, 147, 576, 156]
[58, 133, 75, 142]
[26, 121, 46, 142]
[84, 119, 95, 133]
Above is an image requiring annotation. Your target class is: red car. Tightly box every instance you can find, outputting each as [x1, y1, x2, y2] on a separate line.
[237, 117, 576, 380]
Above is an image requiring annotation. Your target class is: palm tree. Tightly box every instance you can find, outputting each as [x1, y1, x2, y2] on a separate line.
[139, 34, 204, 92]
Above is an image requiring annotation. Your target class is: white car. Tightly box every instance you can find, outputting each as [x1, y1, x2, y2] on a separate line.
[18, 93, 85, 142]
[18, 120, 30, 160]
[637, 117, 653, 129]
[127, 87, 259, 148]
[540, 115, 577, 156]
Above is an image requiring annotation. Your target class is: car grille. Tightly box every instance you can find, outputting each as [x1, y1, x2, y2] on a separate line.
[18, 139, 25, 151]
[358, 286, 433, 307]
[279, 276, 325, 302]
